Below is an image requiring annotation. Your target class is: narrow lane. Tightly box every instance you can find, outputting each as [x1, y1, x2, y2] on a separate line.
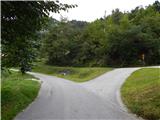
[15, 68, 140, 120]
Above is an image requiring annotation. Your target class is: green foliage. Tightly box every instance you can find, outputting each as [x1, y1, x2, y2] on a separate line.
[121, 68, 160, 120]
[1, 1, 76, 73]
[33, 62, 112, 82]
[1, 71, 40, 120]
[43, 1, 160, 67]
[81, 20, 108, 66]
[42, 19, 88, 66]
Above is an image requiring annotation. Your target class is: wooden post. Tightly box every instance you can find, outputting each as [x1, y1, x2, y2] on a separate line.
[141, 53, 145, 65]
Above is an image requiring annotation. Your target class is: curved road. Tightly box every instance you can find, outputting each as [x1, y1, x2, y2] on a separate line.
[15, 68, 141, 120]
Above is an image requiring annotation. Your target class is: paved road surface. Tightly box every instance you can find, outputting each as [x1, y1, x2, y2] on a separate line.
[15, 68, 142, 120]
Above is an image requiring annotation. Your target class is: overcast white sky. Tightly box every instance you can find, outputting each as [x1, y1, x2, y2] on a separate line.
[50, 0, 158, 22]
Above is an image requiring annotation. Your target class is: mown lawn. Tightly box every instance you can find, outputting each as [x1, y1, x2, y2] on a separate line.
[1, 71, 40, 120]
[33, 63, 113, 82]
[121, 68, 160, 120]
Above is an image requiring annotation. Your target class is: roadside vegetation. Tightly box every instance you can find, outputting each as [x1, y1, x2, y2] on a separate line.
[121, 68, 160, 120]
[1, 71, 40, 120]
[2, 1, 160, 74]
[41, 1, 160, 68]
[33, 62, 112, 82]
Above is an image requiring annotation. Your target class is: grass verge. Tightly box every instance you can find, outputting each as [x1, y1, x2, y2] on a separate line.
[33, 63, 113, 82]
[121, 68, 160, 120]
[1, 71, 40, 120]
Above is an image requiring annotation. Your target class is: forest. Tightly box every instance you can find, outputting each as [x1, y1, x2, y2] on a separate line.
[2, 1, 160, 73]
[40, 1, 160, 67]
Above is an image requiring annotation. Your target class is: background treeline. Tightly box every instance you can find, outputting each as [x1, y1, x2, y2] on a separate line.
[40, 1, 160, 67]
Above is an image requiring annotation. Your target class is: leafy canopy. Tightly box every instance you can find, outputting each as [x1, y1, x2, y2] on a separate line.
[41, 1, 160, 67]
[1, 1, 77, 73]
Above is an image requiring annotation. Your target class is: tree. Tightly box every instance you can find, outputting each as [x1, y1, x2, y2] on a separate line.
[40, 1, 160, 67]
[42, 20, 87, 66]
[1, 1, 76, 73]
[111, 8, 123, 25]
[76, 19, 107, 66]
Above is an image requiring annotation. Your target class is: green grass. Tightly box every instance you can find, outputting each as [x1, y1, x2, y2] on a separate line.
[121, 68, 160, 120]
[33, 63, 113, 82]
[1, 71, 40, 120]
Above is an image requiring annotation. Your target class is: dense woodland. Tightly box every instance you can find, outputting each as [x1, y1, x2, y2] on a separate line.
[1, 1, 160, 73]
[41, 1, 160, 67]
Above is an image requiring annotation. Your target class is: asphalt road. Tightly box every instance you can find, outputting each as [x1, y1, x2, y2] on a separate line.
[15, 68, 141, 120]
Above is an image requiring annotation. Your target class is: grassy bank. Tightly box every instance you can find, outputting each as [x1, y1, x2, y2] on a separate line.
[1, 71, 40, 120]
[33, 63, 113, 82]
[121, 68, 160, 120]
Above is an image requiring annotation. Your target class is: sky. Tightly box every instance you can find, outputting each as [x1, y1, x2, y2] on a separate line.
[50, 0, 158, 22]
